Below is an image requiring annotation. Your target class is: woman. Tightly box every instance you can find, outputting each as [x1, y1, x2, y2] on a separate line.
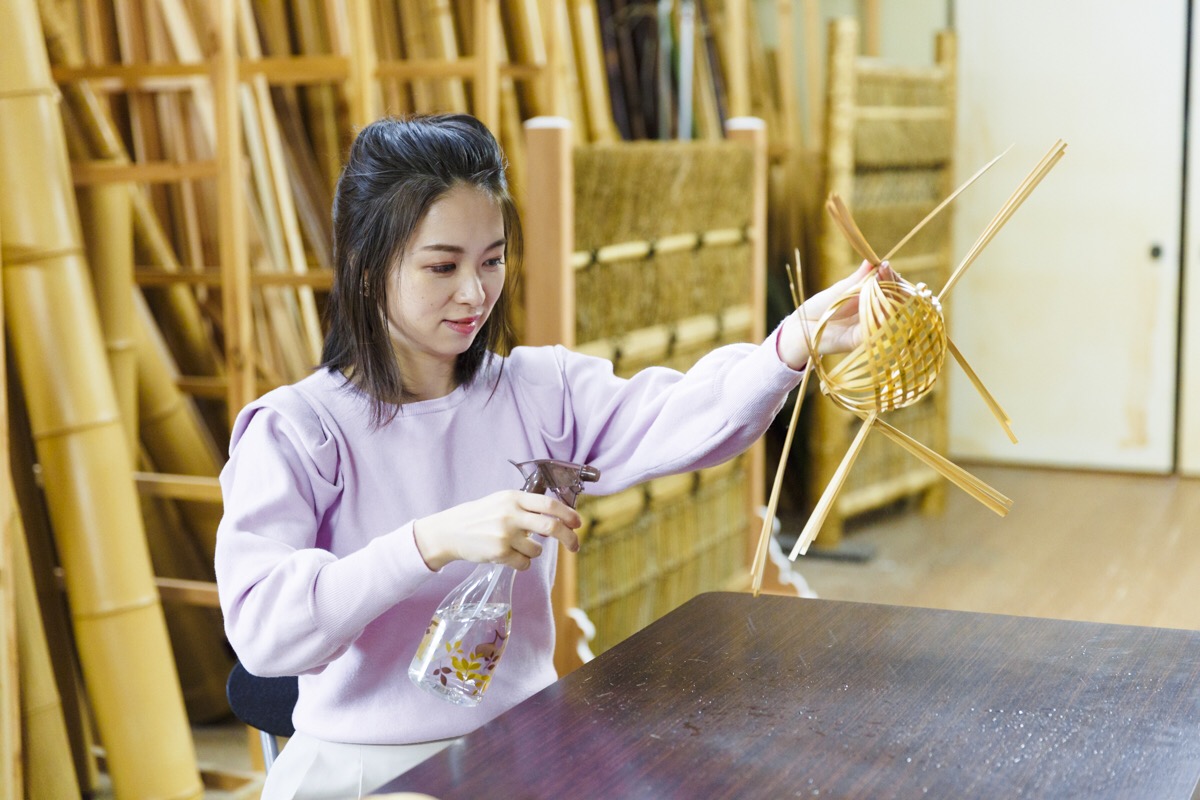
[216, 113, 882, 799]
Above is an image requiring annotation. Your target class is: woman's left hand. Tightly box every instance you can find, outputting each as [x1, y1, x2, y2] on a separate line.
[776, 260, 896, 370]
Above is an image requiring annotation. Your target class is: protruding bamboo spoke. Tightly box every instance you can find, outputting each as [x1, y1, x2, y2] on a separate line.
[826, 194, 882, 265]
[947, 337, 1017, 443]
[872, 416, 1012, 515]
[751, 254, 811, 595]
[882, 146, 1011, 262]
[789, 411, 878, 559]
[751, 368, 809, 596]
[941, 139, 1067, 301]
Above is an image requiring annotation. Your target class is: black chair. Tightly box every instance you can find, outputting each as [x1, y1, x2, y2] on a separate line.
[226, 661, 299, 772]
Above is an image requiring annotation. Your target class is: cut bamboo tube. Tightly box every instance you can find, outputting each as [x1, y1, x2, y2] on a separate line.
[0, 1, 202, 796]
[13, 502, 80, 799]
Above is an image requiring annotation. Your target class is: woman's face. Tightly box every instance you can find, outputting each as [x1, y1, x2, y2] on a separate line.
[386, 184, 506, 385]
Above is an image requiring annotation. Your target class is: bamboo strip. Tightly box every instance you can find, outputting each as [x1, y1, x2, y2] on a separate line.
[881, 147, 1009, 262]
[941, 139, 1067, 301]
[215, 0, 255, 426]
[789, 411, 877, 558]
[946, 337, 1016, 444]
[870, 415, 1012, 515]
[826, 193, 882, 265]
[752, 256, 807, 595]
[1, 0, 201, 795]
[348, 0, 380, 126]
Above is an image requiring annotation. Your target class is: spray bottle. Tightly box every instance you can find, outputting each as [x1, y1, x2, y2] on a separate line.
[408, 458, 600, 706]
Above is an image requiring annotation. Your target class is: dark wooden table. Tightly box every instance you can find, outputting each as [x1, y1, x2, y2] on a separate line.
[380, 592, 1200, 799]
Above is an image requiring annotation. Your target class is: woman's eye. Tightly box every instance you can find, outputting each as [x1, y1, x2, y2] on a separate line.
[429, 263, 456, 275]
[484, 257, 505, 269]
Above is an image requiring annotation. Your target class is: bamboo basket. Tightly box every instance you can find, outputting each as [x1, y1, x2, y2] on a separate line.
[0, 1, 201, 796]
[801, 18, 958, 549]
[524, 116, 767, 672]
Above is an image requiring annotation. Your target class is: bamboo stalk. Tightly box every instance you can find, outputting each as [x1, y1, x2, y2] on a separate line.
[237, 0, 324, 364]
[13, 504, 80, 799]
[77, 168, 138, 456]
[1, 1, 202, 796]
[0, 203, 18, 800]
[5, 374, 99, 793]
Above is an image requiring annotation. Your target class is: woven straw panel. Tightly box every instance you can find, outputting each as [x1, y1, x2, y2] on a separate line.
[569, 140, 758, 655]
[577, 457, 747, 656]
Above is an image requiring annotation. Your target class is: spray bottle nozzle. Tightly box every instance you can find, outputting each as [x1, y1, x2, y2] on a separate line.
[510, 459, 601, 510]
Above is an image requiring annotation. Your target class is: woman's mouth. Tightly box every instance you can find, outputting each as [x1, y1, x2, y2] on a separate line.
[445, 315, 481, 335]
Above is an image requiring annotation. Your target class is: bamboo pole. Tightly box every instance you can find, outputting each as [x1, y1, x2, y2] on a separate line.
[13, 506, 80, 799]
[77, 169, 138, 456]
[6, 376, 99, 794]
[37, 1, 220, 384]
[0, 1, 202, 797]
[135, 291, 224, 559]
[0, 206, 18, 800]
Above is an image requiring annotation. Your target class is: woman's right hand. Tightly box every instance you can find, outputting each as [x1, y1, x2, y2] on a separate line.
[412, 490, 583, 572]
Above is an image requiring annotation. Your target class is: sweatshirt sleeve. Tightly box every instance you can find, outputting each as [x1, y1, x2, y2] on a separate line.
[214, 390, 434, 677]
[512, 328, 804, 494]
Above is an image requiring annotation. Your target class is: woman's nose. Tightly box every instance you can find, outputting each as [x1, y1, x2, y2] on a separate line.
[455, 270, 485, 305]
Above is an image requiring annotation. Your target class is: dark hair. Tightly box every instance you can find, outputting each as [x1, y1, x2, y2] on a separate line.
[321, 114, 521, 425]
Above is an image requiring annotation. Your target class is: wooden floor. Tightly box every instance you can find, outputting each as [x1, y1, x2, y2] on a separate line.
[768, 464, 1200, 632]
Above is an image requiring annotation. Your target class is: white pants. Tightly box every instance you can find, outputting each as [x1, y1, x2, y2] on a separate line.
[260, 731, 458, 800]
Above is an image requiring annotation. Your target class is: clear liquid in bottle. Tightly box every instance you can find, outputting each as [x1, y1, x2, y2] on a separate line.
[408, 459, 599, 705]
[408, 595, 512, 707]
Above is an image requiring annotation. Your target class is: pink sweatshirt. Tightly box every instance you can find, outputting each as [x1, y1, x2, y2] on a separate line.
[215, 338, 801, 744]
